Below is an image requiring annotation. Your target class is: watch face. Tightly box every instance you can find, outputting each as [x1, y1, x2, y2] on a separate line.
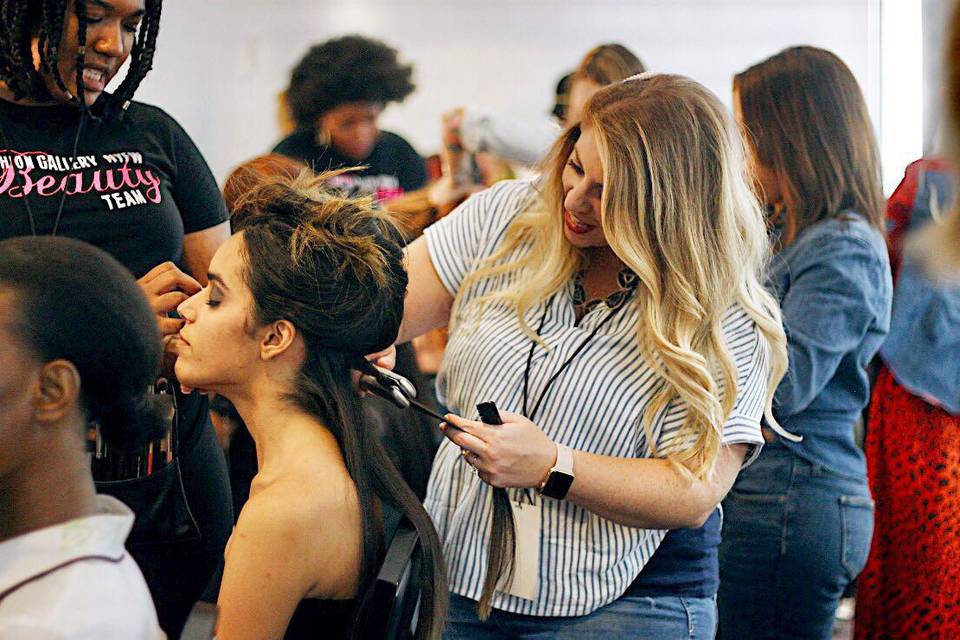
[542, 472, 575, 500]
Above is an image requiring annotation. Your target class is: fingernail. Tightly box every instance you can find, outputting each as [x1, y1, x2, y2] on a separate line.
[439, 422, 447, 431]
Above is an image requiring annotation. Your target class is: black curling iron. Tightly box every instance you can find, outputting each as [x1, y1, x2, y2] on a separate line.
[354, 357, 448, 423]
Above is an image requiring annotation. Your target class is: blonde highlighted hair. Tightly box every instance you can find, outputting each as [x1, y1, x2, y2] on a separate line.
[459, 74, 789, 480]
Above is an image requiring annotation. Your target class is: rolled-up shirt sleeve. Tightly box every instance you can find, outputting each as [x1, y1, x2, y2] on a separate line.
[654, 310, 771, 468]
[460, 111, 560, 167]
[423, 179, 535, 297]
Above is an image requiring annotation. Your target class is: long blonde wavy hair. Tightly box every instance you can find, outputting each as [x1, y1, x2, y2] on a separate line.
[457, 73, 790, 481]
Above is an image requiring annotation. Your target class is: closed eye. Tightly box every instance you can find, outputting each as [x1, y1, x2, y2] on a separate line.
[567, 159, 584, 176]
[206, 284, 222, 307]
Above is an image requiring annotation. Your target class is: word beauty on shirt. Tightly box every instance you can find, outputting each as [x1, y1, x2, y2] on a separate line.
[0, 149, 162, 211]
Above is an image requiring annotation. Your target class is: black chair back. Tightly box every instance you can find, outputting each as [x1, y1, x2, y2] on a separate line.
[356, 516, 423, 639]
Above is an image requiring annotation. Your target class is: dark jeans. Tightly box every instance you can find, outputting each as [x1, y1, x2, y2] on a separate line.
[445, 592, 717, 639]
[718, 445, 874, 640]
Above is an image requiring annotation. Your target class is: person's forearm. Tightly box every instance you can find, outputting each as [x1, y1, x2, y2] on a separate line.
[564, 445, 746, 529]
[443, 410, 747, 529]
[183, 222, 231, 284]
[398, 238, 454, 344]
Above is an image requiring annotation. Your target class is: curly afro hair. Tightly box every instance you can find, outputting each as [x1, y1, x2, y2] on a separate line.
[285, 35, 415, 131]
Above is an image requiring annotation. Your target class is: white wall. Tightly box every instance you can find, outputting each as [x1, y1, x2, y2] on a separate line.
[133, 0, 883, 185]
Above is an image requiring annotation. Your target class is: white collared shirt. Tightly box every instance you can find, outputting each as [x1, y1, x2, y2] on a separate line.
[0, 495, 165, 639]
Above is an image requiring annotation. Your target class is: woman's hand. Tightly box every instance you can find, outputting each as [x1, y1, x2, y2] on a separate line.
[354, 345, 398, 397]
[138, 262, 202, 376]
[442, 411, 557, 489]
[367, 345, 397, 371]
[139, 262, 202, 334]
[441, 107, 465, 151]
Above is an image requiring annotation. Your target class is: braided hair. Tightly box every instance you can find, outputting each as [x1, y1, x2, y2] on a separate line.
[0, 0, 162, 119]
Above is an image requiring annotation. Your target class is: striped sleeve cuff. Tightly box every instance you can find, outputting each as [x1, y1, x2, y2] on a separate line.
[722, 412, 765, 468]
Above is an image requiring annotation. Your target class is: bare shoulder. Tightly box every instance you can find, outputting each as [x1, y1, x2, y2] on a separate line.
[234, 484, 313, 547]
[241, 469, 364, 599]
[216, 480, 336, 639]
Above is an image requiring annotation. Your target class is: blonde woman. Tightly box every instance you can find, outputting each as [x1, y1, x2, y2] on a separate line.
[395, 73, 789, 638]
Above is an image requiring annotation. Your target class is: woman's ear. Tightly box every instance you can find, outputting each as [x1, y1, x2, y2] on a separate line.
[260, 319, 299, 362]
[31, 359, 82, 424]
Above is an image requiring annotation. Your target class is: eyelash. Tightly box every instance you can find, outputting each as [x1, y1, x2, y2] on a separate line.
[85, 17, 140, 34]
[567, 159, 602, 197]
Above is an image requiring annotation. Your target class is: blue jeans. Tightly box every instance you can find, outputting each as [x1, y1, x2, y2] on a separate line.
[444, 592, 717, 639]
[718, 444, 874, 639]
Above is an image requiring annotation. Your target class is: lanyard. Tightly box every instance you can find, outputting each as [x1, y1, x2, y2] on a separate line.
[521, 288, 634, 422]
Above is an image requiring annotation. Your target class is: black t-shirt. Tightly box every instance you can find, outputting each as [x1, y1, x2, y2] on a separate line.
[273, 129, 427, 201]
[0, 98, 228, 278]
[0, 98, 231, 638]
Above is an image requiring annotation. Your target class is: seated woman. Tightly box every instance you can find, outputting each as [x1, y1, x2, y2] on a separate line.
[172, 172, 447, 639]
[0, 237, 165, 638]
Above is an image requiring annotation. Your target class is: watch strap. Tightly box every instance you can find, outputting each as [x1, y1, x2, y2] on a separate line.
[538, 443, 575, 499]
[555, 443, 573, 474]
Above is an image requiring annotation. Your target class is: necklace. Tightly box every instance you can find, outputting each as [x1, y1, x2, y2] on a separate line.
[571, 265, 639, 319]
[0, 106, 86, 237]
[522, 269, 639, 421]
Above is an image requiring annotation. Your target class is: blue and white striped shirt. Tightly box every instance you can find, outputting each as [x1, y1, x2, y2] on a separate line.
[423, 180, 770, 617]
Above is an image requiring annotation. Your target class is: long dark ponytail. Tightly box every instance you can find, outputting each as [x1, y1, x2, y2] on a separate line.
[231, 171, 447, 639]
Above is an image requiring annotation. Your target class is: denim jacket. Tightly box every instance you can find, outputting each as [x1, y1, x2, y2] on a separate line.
[879, 164, 960, 414]
[767, 214, 892, 478]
